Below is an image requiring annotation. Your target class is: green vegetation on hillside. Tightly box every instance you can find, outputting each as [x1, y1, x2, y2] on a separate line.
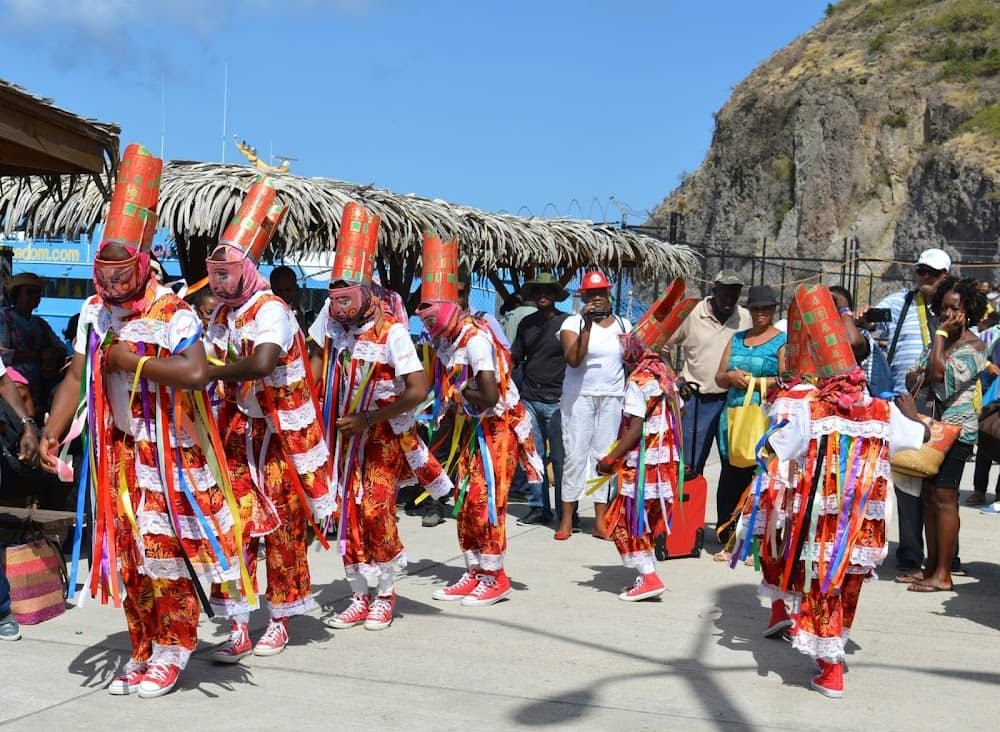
[959, 103, 1000, 139]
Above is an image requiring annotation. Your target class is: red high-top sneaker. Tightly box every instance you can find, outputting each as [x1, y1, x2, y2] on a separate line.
[365, 591, 396, 630]
[432, 571, 480, 601]
[210, 621, 252, 663]
[107, 660, 147, 695]
[254, 618, 289, 657]
[137, 660, 182, 699]
[811, 659, 844, 698]
[461, 570, 513, 606]
[328, 593, 370, 629]
[763, 599, 794, 638]
[618, 572, 665, 601]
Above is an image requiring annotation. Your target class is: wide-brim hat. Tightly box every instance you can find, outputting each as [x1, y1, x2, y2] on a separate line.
[520, 272, 569, 302]
[4, 272, 45, 294]
[745, 285, 778, 308]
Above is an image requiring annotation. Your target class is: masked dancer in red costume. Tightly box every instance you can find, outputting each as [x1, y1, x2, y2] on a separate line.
[40, 144, 246, 698]
[743, 285, 927, 698]
[204, 176, 333, 661]
[311, 204, 451, 631]
[416, 232, 543, 606]
[595, 281, 697, 601]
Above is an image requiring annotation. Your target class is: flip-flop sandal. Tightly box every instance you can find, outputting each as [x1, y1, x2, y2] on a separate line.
[907, 581, 954, 593]
[894, 573, 924, 584]
[713, 550, 731, 562]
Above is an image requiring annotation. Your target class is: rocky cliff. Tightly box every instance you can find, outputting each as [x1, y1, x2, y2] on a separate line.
[649, 0, 1000, 295]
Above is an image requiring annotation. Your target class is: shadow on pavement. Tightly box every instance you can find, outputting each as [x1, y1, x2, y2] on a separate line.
[938, 561, 1000, 632]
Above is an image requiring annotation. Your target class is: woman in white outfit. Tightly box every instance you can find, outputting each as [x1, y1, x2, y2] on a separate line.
[557, 271, 631, 540]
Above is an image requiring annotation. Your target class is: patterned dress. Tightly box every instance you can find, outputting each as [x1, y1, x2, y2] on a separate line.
[74, 282, 242, 669]
[768, 383, 924, 662]
[436, 317, 543, 571]
[604, 358, 682, 576]
[311, 305, 452, 581]
[718, 330, 786, 461]
[207, 291, 332, 619]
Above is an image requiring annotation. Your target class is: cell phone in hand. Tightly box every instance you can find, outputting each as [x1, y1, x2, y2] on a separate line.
[865, 307, 892, 323]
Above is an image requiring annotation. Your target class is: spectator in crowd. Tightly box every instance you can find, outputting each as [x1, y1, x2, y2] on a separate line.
[511, 273, 570, 527]
[558, 270, 631, 540]
[270, 265, 313, 333]
[858, 248, 950, 573]
[0, 273, 66, 419]
[971, 318, 1000, 509]
[501, 292, 537, 346]
[665, 270, 750, 476]
[193, 290, 220, 333]
[713, 284, 785, 559]
[0, 358, 42, 642]
[901, 278, 986, 592]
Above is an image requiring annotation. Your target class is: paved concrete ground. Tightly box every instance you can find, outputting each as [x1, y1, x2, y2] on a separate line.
[2, 448, 999, 731]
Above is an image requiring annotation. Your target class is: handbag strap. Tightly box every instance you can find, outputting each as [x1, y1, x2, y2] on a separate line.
[742, 375, 757, 408]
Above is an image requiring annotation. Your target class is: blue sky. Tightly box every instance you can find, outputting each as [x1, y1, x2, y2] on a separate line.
[2, 0, 828, 221]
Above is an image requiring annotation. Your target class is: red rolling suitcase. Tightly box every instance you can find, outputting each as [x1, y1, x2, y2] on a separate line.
[655, 381, 708, 560]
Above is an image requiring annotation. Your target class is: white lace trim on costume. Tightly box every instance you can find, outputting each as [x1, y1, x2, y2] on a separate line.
[120, 320, 170, 350]
[621, 550, 656, 575]
[389, 412, 417, 435]
[757, 581, 797, 605]
[141, 556, 239, 583]
[210, 597, 251, 618]
[791, 628, 846, 663]
[131, 419, 197, 448]
[477, 553, 506, 572]
[351, 340, 389, 364]
[814, 495, 886, 520]
[275, 401, 317, 431]
[805, 543, 886, 570]
[624, 445, 680, 467]
[135, 462, 215, 492]
[267, 594, 318, 618]
[372, 378, 403, 402]
[810, 415, 890, 440]
[138, 507, 234, 540]
[619, 482, 674, 501]
[151, 643, 192, 669]
[267, 358, 306, 387]
[344, 551, 408, 580]
[306, 490, 336, 523]
[288, 440, 329, 475]
[424, 473, 454, 500]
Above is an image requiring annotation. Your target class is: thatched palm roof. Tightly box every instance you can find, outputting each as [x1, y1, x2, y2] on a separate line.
[0, 161, 697, 282]
[0, 78, 119, 185]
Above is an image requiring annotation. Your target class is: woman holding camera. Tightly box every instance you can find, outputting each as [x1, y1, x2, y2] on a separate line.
[713, 285, 786, 559]
[558, 271, 631, 540]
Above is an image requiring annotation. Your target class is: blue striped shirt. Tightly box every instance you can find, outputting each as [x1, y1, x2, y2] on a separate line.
[876, 290, 933, 394]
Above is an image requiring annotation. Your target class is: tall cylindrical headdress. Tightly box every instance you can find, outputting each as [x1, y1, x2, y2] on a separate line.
[420, 229, 459, 303]
[100, 143, 163, 251]
[330, 202, 379, 285]
[218, 175, 287, 262]
[632, 278, 697, 351]
[794, 285, 857, 378]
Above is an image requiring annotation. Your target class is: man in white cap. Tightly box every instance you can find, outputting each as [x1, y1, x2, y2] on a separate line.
[858, 247, 952, 575]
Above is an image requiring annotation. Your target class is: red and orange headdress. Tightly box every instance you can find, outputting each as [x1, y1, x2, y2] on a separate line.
[620, 278, 698, 366]
[331, 202, 380, 286]
[93, 143, 163, 309]
[206, 175, 287, 307]
[416, 229, 462, 339]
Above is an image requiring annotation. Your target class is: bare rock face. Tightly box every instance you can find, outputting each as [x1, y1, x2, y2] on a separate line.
[650, 0, 1000, 295]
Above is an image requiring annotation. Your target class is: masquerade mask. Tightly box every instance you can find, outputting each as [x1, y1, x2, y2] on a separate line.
[416, 300, 461, 340]
[206, 244, 269, 307]
[93, 245, 149, 305]
[618, 332, 648, 368]
[328, 283, 371, 325]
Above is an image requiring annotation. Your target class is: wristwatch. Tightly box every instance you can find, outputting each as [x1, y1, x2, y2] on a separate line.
[20, 416, 37, 429]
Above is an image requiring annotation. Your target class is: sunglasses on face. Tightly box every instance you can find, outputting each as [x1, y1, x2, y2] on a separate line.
[915, 265, 942, 277]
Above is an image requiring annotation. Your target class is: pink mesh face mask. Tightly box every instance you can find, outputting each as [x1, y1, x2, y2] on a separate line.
[416, 300, 462, 341]
[328, 283, 374, 326]
[93, 243, 150, 308]
[206, 244, 269, 307]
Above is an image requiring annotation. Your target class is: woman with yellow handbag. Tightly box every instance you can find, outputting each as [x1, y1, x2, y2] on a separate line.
[713, 285, 786, 559]
[900, 277, 987, 593]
